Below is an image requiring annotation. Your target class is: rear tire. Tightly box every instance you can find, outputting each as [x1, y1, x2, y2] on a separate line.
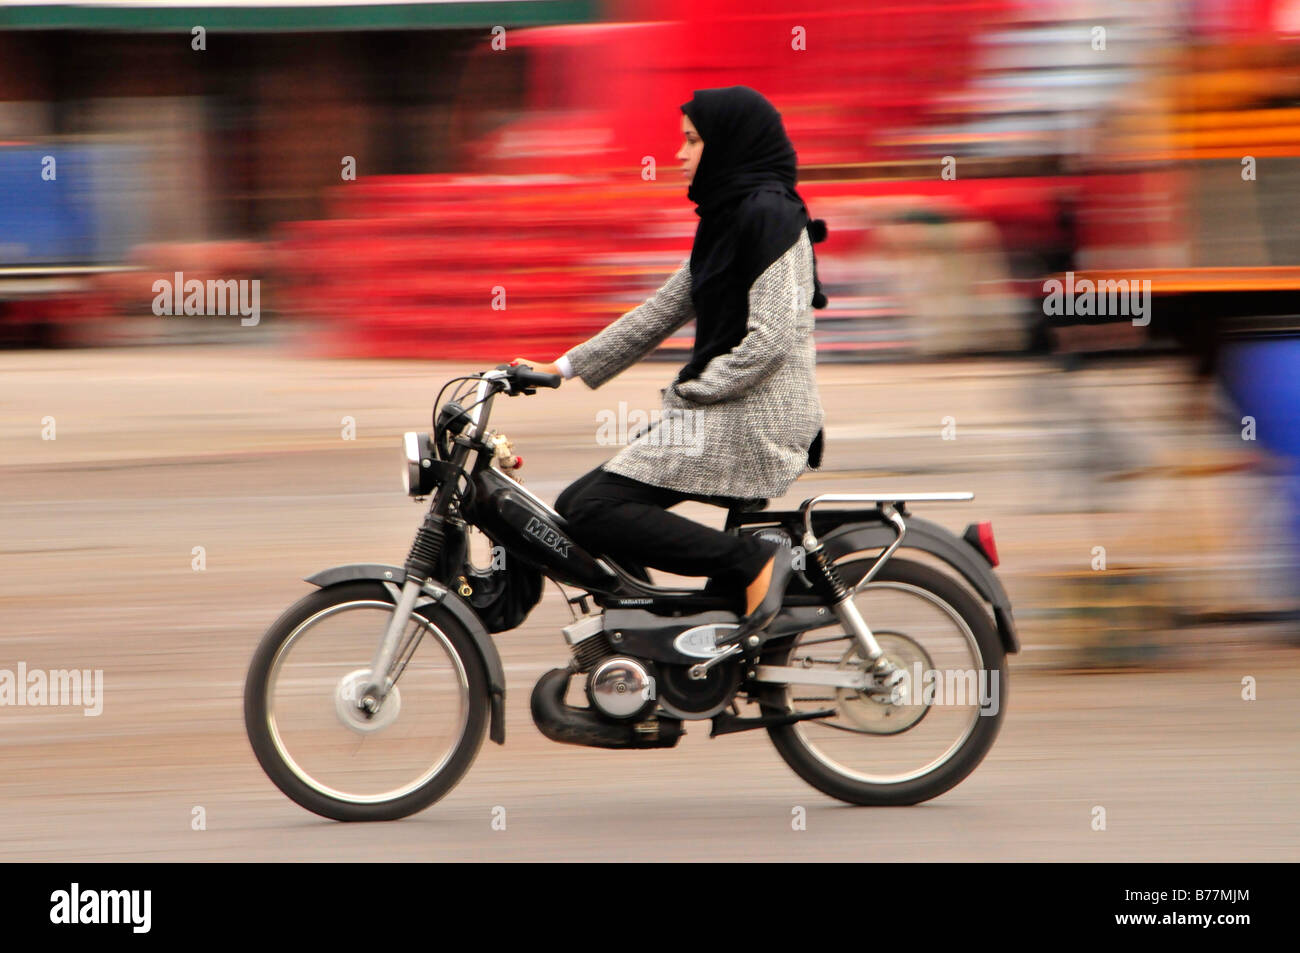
[762, 558, 1007, 805]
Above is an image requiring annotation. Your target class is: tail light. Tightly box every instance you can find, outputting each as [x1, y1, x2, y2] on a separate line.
[962, 521, 999, 567]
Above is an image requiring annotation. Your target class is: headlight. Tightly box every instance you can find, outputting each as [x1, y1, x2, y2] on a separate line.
[401, 432, 440, 497]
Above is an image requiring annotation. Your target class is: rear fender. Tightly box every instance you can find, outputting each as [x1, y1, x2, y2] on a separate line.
[304, 563, 508, 744]
[819, 519, 1019, 654]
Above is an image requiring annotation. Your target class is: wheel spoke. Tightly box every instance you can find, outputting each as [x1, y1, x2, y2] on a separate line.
[794, 634, 854, 648]
[770, 567, 999, 789]
[259, 598, 472, 806]
[387, 617, 427, 687]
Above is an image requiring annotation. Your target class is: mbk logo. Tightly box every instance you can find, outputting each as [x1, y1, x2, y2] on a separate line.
[524, 517, 570, 557]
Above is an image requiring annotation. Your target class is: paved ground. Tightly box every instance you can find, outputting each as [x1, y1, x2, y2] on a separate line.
[1, 346, 1296, 860]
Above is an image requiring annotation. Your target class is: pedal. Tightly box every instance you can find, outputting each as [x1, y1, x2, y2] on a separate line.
[687, 643, 742, 680]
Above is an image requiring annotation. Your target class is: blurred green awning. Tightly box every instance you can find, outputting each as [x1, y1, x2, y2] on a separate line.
[0, 0, 598, 31]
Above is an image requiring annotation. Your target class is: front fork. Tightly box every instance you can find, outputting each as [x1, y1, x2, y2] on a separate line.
[358, 509, 450, 711]
[357, 576, 424, 713]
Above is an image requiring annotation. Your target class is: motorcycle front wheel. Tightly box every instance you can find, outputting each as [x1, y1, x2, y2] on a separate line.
[244, 581, 490, 821]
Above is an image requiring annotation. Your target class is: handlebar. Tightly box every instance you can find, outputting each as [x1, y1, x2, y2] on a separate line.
[430, 363, 561, 461]
[498, 363, 562, 393]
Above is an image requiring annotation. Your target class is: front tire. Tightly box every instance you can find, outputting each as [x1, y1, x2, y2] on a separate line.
[244, 581, 491, 821]
[762, 558, 1007, 806]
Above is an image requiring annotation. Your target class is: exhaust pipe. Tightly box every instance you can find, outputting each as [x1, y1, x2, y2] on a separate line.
[530, 667, 682, 750]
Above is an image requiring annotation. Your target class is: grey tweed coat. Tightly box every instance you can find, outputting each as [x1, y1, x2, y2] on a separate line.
[562, 230, 824, 500]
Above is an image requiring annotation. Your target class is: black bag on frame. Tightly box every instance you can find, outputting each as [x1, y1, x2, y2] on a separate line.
[439, 521, 544, 634]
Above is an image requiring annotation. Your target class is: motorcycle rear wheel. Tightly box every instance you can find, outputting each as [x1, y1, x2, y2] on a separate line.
[761, 557, 1007, 806]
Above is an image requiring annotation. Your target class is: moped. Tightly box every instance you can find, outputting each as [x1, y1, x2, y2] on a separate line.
[244, 364, 1018, 820]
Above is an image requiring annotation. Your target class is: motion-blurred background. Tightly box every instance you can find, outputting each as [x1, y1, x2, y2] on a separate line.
[1, 0, 1298, 859]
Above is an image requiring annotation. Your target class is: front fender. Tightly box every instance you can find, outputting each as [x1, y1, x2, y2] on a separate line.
[820, 519, 1019, 654]
[304, 563, 508, 744]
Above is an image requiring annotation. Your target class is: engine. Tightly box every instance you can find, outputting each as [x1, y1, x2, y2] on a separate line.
[585, 657, 656, 722]
[563, 614, 616, 673]
[563, 614, 740, 721]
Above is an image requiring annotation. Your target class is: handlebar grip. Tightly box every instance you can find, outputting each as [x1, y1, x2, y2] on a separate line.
[512, 366, 562, 390]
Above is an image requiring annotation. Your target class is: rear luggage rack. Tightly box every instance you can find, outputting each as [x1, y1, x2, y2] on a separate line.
[798, 492, 974, 593]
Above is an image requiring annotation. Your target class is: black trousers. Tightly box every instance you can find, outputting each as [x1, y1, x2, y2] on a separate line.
[554, 464, 773, 597]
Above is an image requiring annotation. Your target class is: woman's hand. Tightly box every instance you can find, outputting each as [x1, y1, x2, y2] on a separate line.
[508, 357, 562, 381]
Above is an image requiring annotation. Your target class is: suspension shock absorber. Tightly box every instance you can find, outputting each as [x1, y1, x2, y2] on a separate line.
[805, 543, 851, 604]
[405, 512, 446, 581]
[357, 512, 448, 712]
[801, 529, 904, 692]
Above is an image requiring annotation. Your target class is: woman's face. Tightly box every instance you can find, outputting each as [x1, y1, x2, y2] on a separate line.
[676, 114, 703, 184]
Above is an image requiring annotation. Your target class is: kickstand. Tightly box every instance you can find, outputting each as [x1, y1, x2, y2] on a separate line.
[710, 707, 836, 738]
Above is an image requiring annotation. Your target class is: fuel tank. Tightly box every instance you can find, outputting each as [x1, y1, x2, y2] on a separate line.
[469, 466, 620, 590]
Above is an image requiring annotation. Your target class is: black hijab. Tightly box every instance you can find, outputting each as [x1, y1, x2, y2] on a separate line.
[676, 86, 828, 385]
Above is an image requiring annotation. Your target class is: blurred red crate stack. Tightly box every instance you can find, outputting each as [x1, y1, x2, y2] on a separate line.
[273, 0, 1028, 361]
[279, 174, 698, 360]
